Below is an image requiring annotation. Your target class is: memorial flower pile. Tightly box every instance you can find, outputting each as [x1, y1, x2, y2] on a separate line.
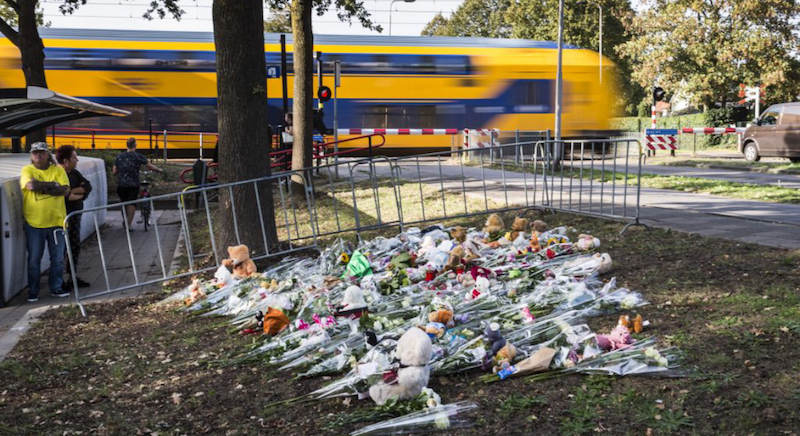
[163, 214, 682, 434]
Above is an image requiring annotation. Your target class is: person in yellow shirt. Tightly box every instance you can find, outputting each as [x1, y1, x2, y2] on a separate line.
[19, 142, 71, 302]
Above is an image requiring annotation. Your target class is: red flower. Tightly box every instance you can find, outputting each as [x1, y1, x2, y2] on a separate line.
[546, 249, 556, 259]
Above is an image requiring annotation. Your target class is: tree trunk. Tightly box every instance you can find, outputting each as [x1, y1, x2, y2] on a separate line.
[19, 0, 47, 148]
[212, 0, 279, 255]
[290, 0, 314, 185]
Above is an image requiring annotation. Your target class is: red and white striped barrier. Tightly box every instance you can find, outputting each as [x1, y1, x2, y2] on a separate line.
[337, 128, 460, 135]
[645, 134, 677, 151]
[681, 127, 746, 134]
[465, 128, 500, 148]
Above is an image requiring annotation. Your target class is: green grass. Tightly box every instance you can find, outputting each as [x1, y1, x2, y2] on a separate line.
[655, 158, 800, 174]
[475, 160, 800, 205]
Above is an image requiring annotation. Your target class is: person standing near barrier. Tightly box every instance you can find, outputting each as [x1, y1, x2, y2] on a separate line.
[20, 142, 71, 302]
[113, 138, 163, 231]
[56, 145, 92, 290]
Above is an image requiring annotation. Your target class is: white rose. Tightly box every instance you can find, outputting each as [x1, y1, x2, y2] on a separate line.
[434, 413, 451, 429]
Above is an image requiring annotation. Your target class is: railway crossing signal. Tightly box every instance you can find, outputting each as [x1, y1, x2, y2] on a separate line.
[318, 86, 332, 103]
[653, 86, 666, 102]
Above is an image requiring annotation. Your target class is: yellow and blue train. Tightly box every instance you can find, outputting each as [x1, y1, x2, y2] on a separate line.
[0, 28, 619, 155]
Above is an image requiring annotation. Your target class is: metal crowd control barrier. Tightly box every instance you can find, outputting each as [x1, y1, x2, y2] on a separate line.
[61, 134, 646, 316]
[61, 170, 317, 317]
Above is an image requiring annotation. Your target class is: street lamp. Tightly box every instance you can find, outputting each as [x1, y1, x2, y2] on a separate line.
[389, 0, 416, 36]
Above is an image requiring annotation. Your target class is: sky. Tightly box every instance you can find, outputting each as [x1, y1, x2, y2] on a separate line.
[38, 0, 463, 36]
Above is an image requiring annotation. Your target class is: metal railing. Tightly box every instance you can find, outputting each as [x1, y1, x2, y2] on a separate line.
[61, 170, 317, 317]
[61, 134, 645, 316]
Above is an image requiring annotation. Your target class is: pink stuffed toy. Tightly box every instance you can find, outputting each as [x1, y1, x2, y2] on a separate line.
[596, 324, 635, 351]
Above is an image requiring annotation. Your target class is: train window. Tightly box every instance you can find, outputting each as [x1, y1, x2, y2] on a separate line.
[509, 80, 553, 113]
[355, 104, 439, 128]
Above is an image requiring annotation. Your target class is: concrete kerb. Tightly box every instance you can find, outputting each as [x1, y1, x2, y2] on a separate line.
[0, 216, 187, 363]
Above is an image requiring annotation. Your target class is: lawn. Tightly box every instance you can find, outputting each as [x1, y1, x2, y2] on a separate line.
[652, 158, 800, 175]
[1, 197, 799, 435]
[475, 160, 800, 205]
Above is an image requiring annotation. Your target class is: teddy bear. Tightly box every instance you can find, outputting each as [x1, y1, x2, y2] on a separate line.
[483, 214, 505, 237]
[481, 322, 517, 372]
[369, 327, 433, 405]
[532, 220, 547, 233]
[450, 226, 467, 243]
[575, 234, 601, 251]
[428, 308, 454, 328]
[595, 324, 635, 351]
[444, 246, 465, 272]
[509, 217, 529, 242]
[617, 314, 645, 334]
[424, 322, 446, 339]
[256, 307, 290, 336]
[221, 245, 257, 280]
[183, 278, 206, 306]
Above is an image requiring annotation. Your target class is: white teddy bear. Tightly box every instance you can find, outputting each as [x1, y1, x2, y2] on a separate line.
[369, 327, 433, 405]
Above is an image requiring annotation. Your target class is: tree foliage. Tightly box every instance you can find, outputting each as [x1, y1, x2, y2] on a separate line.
[264, 8, 291, 33]
[421, 0, 510, 38]
[617, 0, 800, 109]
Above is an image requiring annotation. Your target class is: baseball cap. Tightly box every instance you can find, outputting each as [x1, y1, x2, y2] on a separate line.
[30, 142, 50, 153]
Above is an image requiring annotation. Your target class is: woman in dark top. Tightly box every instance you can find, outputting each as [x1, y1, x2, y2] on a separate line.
[56, 145, 92, 289]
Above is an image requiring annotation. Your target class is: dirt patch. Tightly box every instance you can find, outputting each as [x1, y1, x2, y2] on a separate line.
[2, 211, 799, 436]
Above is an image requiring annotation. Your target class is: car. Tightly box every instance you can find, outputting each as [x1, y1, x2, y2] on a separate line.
[740, 102, 800, 163]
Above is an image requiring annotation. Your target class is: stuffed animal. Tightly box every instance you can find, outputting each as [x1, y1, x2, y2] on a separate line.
[493, 341, 518, 373]
[575, 234, 601, 251]
[444, 246, 465, 272]
[184, 278, 206, 306]
[483, 214, 505, 237]
[532, 220, 547, 233]
[466, 276, 490, 300]
[369, 327, 433, 405]
[221, 245, 257, 280]
[509, 217, 529, 241]
[596, 324, 635, 351]
[618, 314, 645, 333]
[256, 307, 290, 336]
[424, 322, 446, 339]
[428, 308, 454, 328]
[450, 226, 467, 243]
[482, 322, 517, 371]
[595, 253, 613, 275]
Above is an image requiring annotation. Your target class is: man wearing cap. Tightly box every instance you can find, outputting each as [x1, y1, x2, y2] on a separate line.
[20, 142, 71, 302]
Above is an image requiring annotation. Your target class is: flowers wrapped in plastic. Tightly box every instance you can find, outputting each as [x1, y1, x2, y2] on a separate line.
[349, 401, 478, 436]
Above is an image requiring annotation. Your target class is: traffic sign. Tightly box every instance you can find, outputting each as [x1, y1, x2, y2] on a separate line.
[267, 66, 281, 78]
[645, 129, 677, 135]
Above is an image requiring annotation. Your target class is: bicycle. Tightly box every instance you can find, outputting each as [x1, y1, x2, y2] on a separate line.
[139, 170, 152, 232]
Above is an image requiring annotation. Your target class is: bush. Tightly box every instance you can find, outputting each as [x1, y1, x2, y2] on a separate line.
[703, 109, 736, 145]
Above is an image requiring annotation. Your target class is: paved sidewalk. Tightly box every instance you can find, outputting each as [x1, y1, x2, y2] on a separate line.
[0, 209, 183, 345]
[374, 160, 800, 250]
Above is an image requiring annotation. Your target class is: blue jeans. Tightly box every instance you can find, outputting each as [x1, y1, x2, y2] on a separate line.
[24, 223, 65, 299]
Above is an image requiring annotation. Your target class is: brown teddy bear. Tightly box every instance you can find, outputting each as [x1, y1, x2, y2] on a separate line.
[184, 278, 206, 306]
[429, 308, 454, 328]
[483, 214, 505, 236]
[509, 217, 529, 241]
[222, 245, 257, 280]
[450, 226, 467, 243]
[445, 246, 465, 272]
[493, 342, 518, 373]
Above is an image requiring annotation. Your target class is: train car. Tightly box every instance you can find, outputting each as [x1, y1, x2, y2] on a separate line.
[0, 28, 620, 156]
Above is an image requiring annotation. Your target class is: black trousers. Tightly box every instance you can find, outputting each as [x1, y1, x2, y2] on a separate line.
[65, 215, 81, 276]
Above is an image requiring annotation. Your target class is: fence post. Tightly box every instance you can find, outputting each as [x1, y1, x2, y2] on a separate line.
[693, 133, 697, 157]
[515, 129, 520, 164]
[163, 129, 168, 162]
[200, 132, 204, 160]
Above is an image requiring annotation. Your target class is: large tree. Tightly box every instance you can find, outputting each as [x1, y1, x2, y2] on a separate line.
[421, 0, 643, 114]
[618, 0, 800, 110]
[213, 0, 278, 252]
